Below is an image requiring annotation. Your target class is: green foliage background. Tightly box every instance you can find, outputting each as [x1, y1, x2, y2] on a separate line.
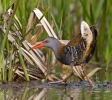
[0, 0, 112, 82]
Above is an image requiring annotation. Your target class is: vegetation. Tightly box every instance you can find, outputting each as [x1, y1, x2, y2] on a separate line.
[0, 0, 112, 82]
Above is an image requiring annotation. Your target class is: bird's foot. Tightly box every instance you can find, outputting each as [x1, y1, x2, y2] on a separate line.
[48, 80, 66, 84]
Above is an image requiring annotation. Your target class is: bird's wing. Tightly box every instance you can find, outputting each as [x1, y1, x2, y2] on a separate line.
[66, 26, 97, 47]
[66, 33, 82, 47]
[58, 32, 82, 57]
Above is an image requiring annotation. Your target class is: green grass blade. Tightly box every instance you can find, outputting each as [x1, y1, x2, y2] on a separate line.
[20, 0, 26, 38]
[20, 84, 29, 100]
[18, 47, 29, 81]
[0, 52, 4, 81]
[8, 47, 13, 82]
[1, 0, 20, 81]
[94, 0, 105, 23]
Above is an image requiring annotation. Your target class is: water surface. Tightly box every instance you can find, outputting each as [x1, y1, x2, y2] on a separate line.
[0, 80, 112, 100]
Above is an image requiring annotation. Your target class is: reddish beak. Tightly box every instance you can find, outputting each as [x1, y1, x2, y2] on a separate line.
[31, 43, 44, 50]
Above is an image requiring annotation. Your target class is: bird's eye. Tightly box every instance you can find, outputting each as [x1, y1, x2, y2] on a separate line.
[44, 40, 49, 43]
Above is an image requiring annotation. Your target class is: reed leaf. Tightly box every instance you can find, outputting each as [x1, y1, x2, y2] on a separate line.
[33, 8, 58, 39]
[18, 47, 30, 81]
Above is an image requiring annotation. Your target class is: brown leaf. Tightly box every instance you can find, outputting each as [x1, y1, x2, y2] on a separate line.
[87, 68, 101, 78]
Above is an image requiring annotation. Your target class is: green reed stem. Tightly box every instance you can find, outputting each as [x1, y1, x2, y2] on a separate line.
[1, 0, 20, 81]
[18, 47, 29, 81]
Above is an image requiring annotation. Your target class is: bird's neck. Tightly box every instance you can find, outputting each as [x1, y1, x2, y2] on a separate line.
[48, 41, 65, 60]
[51, 46, 60, 60]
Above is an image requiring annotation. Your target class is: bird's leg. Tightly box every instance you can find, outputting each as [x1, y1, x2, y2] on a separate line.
[49, 57, 74, 84]
[62, 71, 74, 82]
[49, 57, 75, 84]
[82, 67, 95, 87]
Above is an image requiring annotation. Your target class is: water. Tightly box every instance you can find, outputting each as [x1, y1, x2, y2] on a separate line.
[47, 88, 112, 100]
[0, 80, 112, 100]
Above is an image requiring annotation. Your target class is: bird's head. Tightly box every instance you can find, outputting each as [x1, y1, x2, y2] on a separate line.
[81, 21, 93, 43]
[31, 37, 64, 60]
[31, 37, 60, 49]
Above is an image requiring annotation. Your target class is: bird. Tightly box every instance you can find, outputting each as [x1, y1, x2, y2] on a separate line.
[31, 21, 97, 86]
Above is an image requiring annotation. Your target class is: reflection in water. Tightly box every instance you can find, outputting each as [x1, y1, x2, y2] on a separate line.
[29, 88, 47, 100]
[0, 81, 112, 100]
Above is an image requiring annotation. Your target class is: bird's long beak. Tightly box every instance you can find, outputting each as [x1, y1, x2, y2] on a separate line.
[31, 43, 44, 50]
